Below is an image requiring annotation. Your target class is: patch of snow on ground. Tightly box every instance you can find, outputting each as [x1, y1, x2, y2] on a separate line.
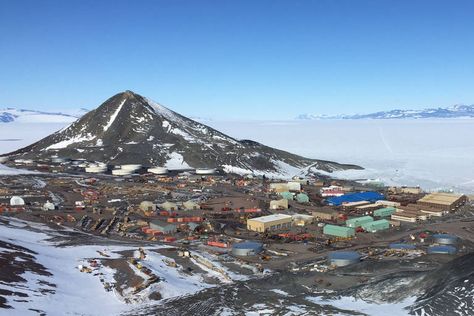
[164, 152, 190, 169]
[0, 164, 37, 175]
[0, 217, 133, 315]
[206, 119, 474, 193]
[306, 295, 416, 316]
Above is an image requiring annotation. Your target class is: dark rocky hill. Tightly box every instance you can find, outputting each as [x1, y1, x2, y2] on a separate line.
[5, 91, 361, 176]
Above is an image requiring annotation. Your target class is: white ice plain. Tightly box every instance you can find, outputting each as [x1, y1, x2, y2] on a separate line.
[1, 119, 474, 193]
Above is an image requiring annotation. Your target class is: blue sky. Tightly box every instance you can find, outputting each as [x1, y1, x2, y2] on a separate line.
[1, 0, 474, 119]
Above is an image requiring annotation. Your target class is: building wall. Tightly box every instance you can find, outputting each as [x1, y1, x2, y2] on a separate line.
[391, 214, 417, 223]
[362, 219, 390, 232]
[270, 199, 289, 209]
[346, 216, 374, 227]
[374, 207, 396, 217]
[312, 210, 338, 220]
[247, 217, 292, 232]
[323, 224, 355, 237]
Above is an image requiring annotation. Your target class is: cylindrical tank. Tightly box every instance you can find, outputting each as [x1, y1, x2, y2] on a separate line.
[10, 196, 25, 206]
[120, 164, 142, 171]
[428, 245, 457, 255]
[195, 168, 216, 175]
[148, 167, 169, 175]
[85, 164, 108, 173]
[328, 251, 361, 267]
[433, 234, 458, 245]
[112, 169, 133, 176]
[232, 241, 263, 256]
[51, 157, 66, 163]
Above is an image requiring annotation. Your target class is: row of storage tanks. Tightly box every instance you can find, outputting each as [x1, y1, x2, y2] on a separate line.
[84, 163, 217, 176]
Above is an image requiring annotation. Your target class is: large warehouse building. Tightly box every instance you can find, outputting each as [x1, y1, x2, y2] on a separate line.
[247, 214, 292, 232]
[417, 193, 467, 211]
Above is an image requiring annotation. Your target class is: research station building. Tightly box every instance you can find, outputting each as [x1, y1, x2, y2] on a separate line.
[246, 214, 292, 232]
[417, 192, 467, 211]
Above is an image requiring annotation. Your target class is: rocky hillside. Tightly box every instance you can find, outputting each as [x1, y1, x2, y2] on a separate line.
[4, 91, 361, 176]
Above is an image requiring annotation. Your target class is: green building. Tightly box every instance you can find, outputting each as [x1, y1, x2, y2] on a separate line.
[296, 193, 310, 203]
[323, 224, 355, 238]
[345, 215, 374, 228]
[361, 219, 390, 233]
[373, 207, 396, 217]
[279, 191, 294, 200]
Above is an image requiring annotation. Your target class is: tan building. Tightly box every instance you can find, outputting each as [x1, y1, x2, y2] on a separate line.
[312, 208, 339, 221]
[270, 199, 289, 210]
[292, 214, 314, 226]
[391, 211, 418, 223]
[342, 201, 370, 211]
[391, 209, 429, 222]
[404, 203, 448, 217]
[269, 183, 289, 193]
[183, 200, 200, 210]
[287, 181, 302, 191]
[417, 193, 467, 211]
[160, 201, 178, 212]
[375, 200, 401, 207]
[247, 214, 292, 232]
[354, 203, 382, 214]
[139, 201, 156, 212]
[389, 186, 423, 194]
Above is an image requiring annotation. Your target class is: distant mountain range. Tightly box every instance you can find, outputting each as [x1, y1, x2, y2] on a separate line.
[0, 108, 88, 123]
[297, 104, 474, 120]
[3, 104, 474, 123]
[4, 91, 360, 176]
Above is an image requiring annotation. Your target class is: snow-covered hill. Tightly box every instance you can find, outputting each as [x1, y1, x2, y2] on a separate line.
[0, 108, 88, 123]
[297, 104, 474, 120]
[4, 91, 360, 176]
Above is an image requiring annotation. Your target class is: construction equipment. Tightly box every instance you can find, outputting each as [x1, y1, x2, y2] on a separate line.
[138, 248, 146, 260]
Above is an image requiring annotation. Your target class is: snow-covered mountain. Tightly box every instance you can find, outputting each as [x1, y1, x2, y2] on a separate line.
[0, 108, 88, 123]
[297, 104, 474, 120]
[4, 91, 360, 176]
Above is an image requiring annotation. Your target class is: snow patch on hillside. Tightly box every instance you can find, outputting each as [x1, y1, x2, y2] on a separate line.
[45, 133, 95, 150]
[103, 99, 126, 131]
[164, 152, 190, 169]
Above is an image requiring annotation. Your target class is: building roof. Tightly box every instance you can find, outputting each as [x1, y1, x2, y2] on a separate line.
[248, 214, 292, 223]
[328, 251, 360, 260]
[392, 211, 419, 218]
[346, 215, 373, 224]
[327, 192, 385, 206]
[418, 192, 465, 205]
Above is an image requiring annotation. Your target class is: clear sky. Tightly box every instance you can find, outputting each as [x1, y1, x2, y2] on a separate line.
[1, 0, 474, 119]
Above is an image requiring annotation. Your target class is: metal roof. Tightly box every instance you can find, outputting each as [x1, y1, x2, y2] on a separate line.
[327, 192, 385, 206]
[418, 192, 464, 205]
[328, 251, 361, 260]
[248, 214, 292, 223]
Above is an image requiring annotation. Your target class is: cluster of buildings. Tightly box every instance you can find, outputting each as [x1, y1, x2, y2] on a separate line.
[243, 184, 468, 243]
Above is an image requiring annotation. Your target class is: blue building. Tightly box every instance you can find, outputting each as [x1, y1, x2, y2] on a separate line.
[326, 191, 385, 206]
